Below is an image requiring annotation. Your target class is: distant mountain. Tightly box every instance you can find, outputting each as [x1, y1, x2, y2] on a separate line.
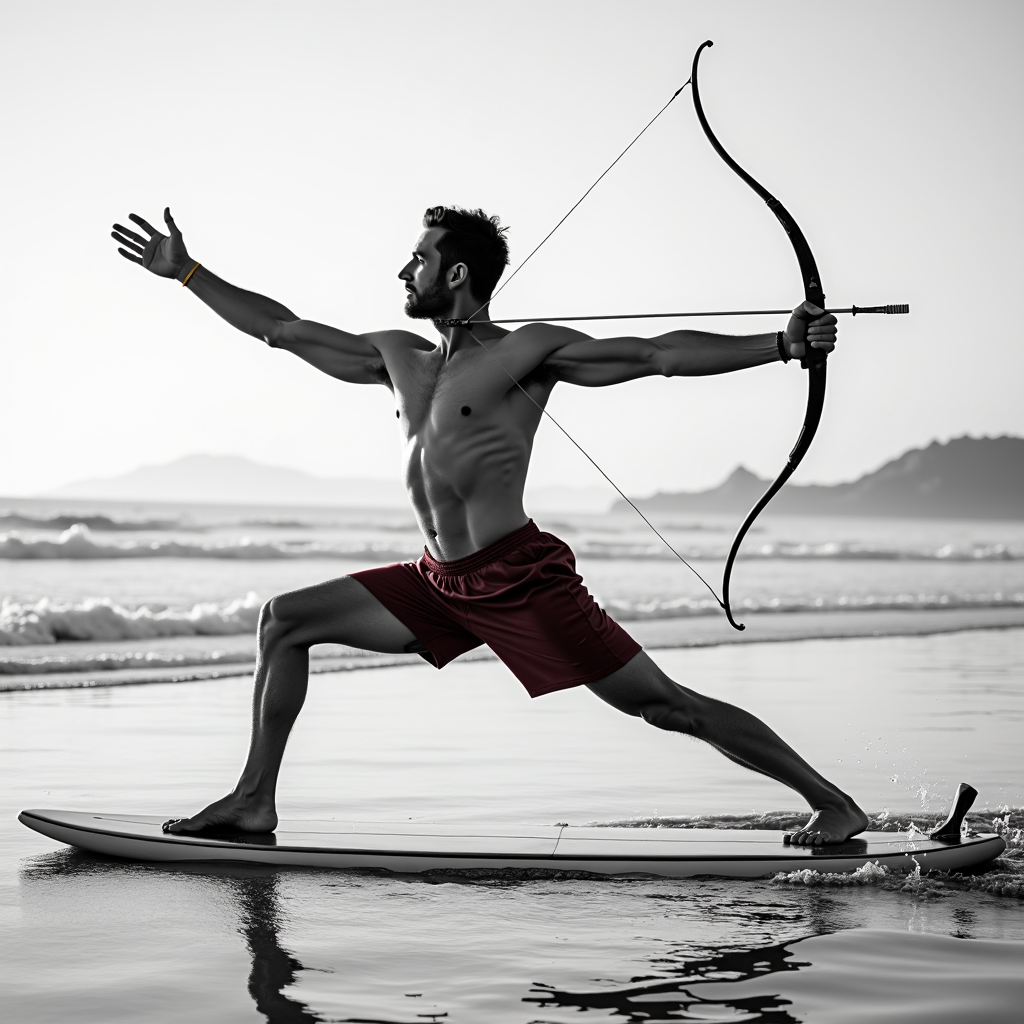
[41, 453, 611, 512]
[44, 454, 409, 508]
[612, 436, 1024, 520]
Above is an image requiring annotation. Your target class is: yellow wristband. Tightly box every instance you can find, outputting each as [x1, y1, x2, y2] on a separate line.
[181, 262, 200, 287]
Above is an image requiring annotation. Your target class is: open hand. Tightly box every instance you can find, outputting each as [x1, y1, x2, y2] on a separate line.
[111, 207, 191, 279]
[783, 301, 837, 361]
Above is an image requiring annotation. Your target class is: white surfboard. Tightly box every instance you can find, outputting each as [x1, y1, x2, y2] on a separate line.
[18, 808, 1005, 878]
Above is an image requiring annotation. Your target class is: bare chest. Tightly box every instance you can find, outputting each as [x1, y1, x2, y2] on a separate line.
[392, 347, 543, 436]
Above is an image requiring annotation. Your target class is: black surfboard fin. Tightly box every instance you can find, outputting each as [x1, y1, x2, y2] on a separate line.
[928, 782, 978, 841]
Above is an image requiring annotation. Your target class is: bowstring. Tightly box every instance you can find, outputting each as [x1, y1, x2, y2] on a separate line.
[454, 78, 727, 610]
[464, 79, 691, 322]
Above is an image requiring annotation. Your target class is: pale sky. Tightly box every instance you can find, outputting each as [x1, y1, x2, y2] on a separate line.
[2, 0, 1022, 497]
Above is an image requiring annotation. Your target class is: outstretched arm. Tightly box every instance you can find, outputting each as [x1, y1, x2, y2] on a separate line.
[542, 303, 837, 386]
[111, 208, 390, 385]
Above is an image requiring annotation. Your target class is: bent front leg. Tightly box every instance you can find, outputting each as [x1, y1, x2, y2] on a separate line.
[164, 576, 417, 834]
[239, 576, 420, 801]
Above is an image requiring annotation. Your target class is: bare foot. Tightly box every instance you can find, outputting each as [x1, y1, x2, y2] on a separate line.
[163, 791, 278, 834]
[784, 799, 869, 846]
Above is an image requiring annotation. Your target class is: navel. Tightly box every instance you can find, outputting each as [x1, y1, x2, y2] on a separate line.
[461, 405, 471, 416]
[396, 410, 400, 418]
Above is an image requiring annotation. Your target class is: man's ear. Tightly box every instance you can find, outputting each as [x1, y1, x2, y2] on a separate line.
[446, 262, 470, 291]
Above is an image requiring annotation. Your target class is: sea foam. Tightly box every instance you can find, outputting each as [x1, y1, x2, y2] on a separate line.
[0, 593, 262, 645]
[1, 523, 1020, 562]
[604, 591, 1024, 620]
[2, 588, 1021, 647]
[0, 524, 413, 561]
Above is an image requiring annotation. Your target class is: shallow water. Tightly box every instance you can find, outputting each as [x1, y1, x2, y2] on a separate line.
[2, 630, 1023, 1021]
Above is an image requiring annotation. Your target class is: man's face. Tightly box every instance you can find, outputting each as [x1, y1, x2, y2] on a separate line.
[398, 227, 453, 319]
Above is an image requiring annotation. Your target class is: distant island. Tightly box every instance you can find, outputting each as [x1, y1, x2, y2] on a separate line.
[44, 454, 410, 509]
[613, 436, 1024, 521]
[40, 453, 609, 513]
[35, 436, 1023, 519]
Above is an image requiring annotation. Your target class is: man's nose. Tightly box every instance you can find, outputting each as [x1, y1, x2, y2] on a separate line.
[398, 262, 413, 281]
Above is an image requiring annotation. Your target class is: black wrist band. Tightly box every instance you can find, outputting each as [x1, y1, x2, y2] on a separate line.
[776, 331, 790, 363]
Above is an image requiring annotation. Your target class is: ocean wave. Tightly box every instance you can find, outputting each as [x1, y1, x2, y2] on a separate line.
[0, 512, 188, 532]
[1, 523, 1018, 562]
[576, 540, 1022, 562]
[2, 588, 1021, 649]
[753, 541, 1020, 561]
[236, 517, 418, 532]
[0, 593, 263, 646]
[0, 648, 257, 675]
[0, 524, 415, 561]
[603, 592, 1024, 621]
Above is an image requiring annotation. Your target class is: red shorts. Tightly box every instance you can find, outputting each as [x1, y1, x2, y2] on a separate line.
[350, 520, 641, 698]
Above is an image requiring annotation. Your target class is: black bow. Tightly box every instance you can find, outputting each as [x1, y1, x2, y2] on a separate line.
[691, 40, 829, 631]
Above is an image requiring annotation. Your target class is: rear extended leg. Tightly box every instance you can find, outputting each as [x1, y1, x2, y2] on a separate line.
[587, 651, 868, 845]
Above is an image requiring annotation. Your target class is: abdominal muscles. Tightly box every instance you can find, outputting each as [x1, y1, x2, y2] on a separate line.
[403, 416, 533, 550]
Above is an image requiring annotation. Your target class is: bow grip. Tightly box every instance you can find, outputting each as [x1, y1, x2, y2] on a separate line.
[800, 339, 829, 371]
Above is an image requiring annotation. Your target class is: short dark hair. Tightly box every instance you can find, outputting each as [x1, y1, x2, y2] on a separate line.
[423, 206, 510, 301]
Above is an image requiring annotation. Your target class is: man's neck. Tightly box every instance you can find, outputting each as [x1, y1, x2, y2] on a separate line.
[436, 301, 506, 350]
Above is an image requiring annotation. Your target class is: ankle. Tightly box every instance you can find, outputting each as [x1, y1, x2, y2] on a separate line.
[233, 780, 275, 804]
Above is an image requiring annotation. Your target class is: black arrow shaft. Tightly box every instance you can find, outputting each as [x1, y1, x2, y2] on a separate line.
[440, 304, 909, 327]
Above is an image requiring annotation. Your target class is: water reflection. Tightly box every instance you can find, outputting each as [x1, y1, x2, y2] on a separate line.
[20, 849, 830, 1023]
[19, 851, 1019, 1024]
[230, 873, 324, 1024]
[527, 940, 810, 1022]
[21, 851, 324, 1024]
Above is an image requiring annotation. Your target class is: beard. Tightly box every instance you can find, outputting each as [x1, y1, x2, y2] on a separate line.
[404, 274, 453, 320]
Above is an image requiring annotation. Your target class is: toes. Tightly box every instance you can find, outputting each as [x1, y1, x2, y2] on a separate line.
[162, 818, 197, 834]
[790, 830, 836, 847]
[786, 827, 845, 847]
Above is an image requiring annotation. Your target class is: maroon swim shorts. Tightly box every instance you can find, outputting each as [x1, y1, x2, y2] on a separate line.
[350, 520, 641, 698]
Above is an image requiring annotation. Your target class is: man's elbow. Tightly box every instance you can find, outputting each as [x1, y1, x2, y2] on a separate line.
[652, 348, 676, 378]
[264, 318, 298, 350]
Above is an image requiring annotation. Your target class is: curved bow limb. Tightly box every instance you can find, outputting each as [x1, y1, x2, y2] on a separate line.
[691, 40, 829, 630]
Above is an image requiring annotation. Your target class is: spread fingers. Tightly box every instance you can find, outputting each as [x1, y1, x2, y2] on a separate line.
[111, 230, 145, 254]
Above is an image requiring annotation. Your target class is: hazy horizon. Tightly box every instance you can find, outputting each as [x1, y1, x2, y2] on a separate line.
[7, 432, 1016, 515]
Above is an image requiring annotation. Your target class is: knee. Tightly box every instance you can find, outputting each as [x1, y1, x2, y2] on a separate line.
[640, 693, 704, 736]
[258, 593, 302, 651]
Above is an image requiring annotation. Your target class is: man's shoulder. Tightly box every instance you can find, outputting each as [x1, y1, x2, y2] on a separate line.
[363, 329, 435, 355]
[502, 322, 592, 352]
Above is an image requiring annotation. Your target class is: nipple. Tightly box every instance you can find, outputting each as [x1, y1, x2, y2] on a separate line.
[461, 406, 471, 416]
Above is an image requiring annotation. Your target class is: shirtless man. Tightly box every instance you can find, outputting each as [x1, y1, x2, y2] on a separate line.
[111, 205, 868, 846]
